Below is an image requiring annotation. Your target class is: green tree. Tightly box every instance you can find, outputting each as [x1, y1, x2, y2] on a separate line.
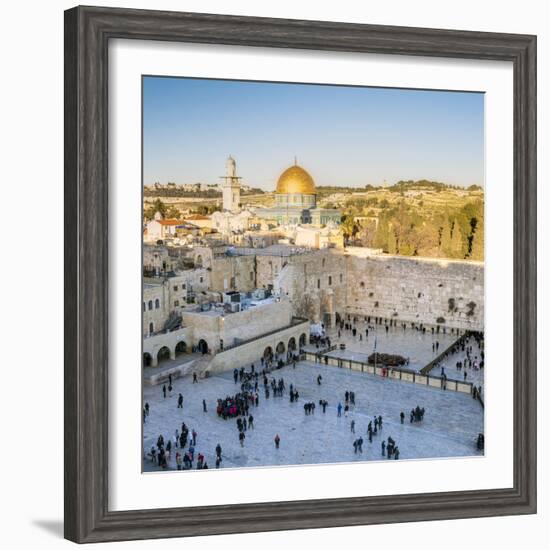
[374, 216, 389, 250]
[387, 227, 398, 254]
[439, 218, 452, 257]
[143, 198, 167, 220]
[470, 223, 484, 261]
[450, 220, 464, 258]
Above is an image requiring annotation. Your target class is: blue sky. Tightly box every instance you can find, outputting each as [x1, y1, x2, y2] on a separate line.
[143, 76, 484, 189]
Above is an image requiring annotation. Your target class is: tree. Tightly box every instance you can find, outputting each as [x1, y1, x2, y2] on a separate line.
[341, 215, 358, 241]
[165, 205, 181, 219]
[470, 223, 484, 261]
[374, 216, 389, 250]
[439, 218, 452, 257]
[387, 228, 397, 254]
[450, 220, 464, 258]
[143, 198, 167, 220]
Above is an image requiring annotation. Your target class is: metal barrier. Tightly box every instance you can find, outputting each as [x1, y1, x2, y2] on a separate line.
[303, 352, 473, 395]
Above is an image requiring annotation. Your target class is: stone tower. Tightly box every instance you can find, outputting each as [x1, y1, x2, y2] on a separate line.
[221, 155, 241, 212]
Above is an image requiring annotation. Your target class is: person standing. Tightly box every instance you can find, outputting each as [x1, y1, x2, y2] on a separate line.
[400, 411, 405, 424]
[239, 431, 246, 447]
[177, 393, 183, 408]
[350, 420, 356, 434]
[274, 434, 281, 449]
[202, 399, 207, 412]
[162, 384, 167, 399]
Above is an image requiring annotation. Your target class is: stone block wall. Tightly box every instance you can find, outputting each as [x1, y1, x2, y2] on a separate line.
[345, 251, 484, 331]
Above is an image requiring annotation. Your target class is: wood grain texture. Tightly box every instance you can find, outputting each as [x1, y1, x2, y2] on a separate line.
[64, 5, 537, 543]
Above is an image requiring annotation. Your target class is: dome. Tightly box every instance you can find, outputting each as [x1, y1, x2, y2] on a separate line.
[276, 164, 316, 195]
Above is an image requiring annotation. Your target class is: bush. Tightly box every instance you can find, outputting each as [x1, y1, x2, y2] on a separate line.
[368, 353, 407, 366]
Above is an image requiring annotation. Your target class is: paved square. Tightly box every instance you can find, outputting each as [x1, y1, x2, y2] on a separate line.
[143, 359, 484, 472]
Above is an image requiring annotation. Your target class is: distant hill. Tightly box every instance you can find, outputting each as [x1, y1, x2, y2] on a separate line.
[323, 180, 484, 261]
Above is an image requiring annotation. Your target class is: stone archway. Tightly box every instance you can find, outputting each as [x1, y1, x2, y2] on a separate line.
[288, 337, 296, 352]
[157, 346, 171, 365]
[143, 352, 152, 367]
[299, 333, 307, 347]
[175, 341, 187, 356]
[263, 346, 273, 361]
[276, 341, 285, 355]
[197, 339, 208, 354]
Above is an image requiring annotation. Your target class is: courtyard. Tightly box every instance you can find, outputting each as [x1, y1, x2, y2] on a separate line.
[143, 359, 484, 473]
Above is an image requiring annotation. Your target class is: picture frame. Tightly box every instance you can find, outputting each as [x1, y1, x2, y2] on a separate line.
[64, 5, 537, 543]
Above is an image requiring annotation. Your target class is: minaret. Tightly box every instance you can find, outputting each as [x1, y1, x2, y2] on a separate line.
[220, 155, 242, 212]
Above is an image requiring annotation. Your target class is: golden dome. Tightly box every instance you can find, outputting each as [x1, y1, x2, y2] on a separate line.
[276, 164, 316, 195]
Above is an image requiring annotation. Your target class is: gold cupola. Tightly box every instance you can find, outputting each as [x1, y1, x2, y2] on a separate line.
[275, 164, 316, 195]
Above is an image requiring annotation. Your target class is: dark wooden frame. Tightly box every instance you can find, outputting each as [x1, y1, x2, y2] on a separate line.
[64, 5, 537, 543]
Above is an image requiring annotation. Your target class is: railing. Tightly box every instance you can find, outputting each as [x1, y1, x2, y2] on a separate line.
[303, 352, 474, 395]
[420, 332, 471, 375]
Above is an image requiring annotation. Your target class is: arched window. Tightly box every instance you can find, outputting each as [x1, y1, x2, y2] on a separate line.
[148, 300, 153, 310]
[155, 298, 160, 309]
[149, 322, 154, 334]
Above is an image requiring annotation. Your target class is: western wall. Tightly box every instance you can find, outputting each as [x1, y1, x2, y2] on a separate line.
[275, 248, 484, 332]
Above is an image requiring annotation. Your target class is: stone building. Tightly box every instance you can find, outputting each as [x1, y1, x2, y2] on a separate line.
[142, 239, 484, 373]
[254, 161, 341, 225]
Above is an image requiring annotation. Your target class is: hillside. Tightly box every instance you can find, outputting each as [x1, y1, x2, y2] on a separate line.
[324, 181, 484, 261]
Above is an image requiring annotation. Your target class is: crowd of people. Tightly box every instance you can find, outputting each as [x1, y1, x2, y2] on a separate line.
[144, 317, 486, 472]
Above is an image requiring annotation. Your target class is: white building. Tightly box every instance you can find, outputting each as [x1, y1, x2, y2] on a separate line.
[221, 155, 241, 212]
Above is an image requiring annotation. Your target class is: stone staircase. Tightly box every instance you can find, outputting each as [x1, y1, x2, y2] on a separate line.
[192, 354, 216, 378]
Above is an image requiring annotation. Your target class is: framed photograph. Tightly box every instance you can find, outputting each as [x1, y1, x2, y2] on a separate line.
[64, 6, 537, 543]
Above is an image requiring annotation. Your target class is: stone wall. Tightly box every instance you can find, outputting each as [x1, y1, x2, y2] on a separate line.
[180, 299, 294, 352]
[278, 249, 348, 326]
[207, 321, 309, 373]
[210, 255, 256, 293]
[345, 249, 484, 331]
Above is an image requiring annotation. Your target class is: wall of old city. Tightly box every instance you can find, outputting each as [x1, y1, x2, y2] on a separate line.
[277, 249, 348, 325]
[344, 249, 484, 331]
[210, 255, 256, 293]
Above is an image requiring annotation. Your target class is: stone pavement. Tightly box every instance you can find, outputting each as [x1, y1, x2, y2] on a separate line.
[143, 359, 484, 473]
[323, 320, 458, 372]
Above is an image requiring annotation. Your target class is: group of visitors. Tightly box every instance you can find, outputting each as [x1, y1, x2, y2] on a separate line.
[409, 405, 426, 423]
[382, 436, 400, 459]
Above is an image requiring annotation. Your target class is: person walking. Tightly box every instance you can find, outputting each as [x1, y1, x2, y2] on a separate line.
[381, 440, 386, 456]
[337, 402, 342, 417]
[202, 399, 207, 412]
[239, 431, 246, 447]
[193, 372, 198, 384]
[350, 420, 356, 434]
[177, 393, 183, 408]
[400, 411, 405, 424]
[162, 385, 167, 399]
[274, 434, 281, 449]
